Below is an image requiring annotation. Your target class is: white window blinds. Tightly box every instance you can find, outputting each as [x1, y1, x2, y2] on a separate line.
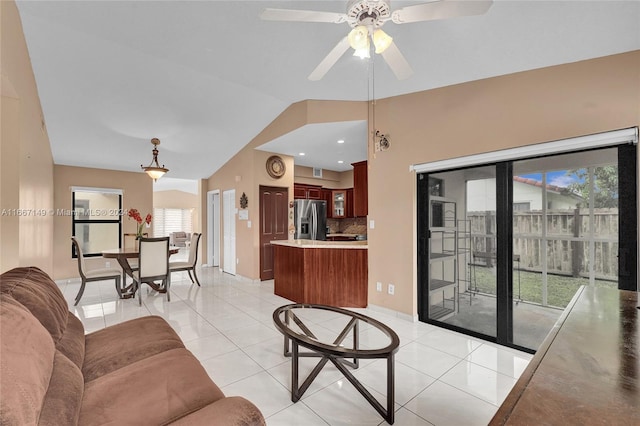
[153, 208, 193, 237]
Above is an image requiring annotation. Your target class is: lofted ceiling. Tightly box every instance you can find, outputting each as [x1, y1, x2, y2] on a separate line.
[15, 1, 640, 185]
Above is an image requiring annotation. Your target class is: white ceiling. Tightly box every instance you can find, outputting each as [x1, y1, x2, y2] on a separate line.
[16, 1, 640, 184]
[256, 120, 368, 172]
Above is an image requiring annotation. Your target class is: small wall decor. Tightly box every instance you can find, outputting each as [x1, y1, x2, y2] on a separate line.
[240, 192, 248, 209]
[266, 155, 286, 179]
[374, 130, 390, 151]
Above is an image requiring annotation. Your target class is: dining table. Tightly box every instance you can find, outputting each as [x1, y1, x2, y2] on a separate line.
[102, 246, 180, 299]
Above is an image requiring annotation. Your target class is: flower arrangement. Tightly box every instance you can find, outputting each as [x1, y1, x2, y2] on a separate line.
[127, 208, 152, 238]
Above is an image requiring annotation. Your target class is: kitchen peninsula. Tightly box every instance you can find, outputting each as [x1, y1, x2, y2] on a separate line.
[271, 240, 368, 307]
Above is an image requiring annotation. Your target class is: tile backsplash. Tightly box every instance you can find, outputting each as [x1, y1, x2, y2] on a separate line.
[327, 217, 367, 235]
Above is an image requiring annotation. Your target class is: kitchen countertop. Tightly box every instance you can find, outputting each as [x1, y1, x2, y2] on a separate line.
[270, 239, 368, 249]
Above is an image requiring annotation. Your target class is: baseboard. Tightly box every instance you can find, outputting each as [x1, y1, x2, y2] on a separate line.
[367, 304, 419, 323]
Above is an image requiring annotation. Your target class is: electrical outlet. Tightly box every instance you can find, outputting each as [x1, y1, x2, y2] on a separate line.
[388, 284, 395, 295]
[105, 261, 111, 268]
[376, 282, 382, 292]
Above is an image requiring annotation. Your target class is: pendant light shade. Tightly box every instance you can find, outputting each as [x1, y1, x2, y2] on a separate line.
[141, 138, 169, 181]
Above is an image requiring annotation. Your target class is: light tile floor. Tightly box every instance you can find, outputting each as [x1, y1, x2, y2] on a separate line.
[58, 266, 532, 426]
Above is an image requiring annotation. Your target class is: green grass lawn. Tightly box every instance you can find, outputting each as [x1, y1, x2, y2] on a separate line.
[470, 267, 617, 308]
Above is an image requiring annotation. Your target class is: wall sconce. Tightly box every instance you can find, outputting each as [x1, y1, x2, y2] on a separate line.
[374, 130, 390, 152]
[141, 138, 169, 181]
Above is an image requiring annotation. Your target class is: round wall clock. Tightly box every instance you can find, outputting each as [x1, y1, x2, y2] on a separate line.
[266, 155, 286, 179]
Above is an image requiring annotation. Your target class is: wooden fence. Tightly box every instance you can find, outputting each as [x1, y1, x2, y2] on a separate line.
[467, 209, 618, 280]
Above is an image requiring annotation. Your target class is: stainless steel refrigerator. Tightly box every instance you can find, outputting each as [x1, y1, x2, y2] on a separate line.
[294, 199, 327, 240]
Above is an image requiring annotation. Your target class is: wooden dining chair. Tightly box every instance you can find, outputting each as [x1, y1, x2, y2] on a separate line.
[71, 237, 121, 306]
[169, 232, 202, 286]
[132, 237, 170, 306]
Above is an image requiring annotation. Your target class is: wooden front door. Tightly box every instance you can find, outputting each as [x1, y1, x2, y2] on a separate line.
[260, 186, 289, 280]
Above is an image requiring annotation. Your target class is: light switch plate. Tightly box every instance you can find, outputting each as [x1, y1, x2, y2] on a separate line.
[370, 220, 375, 229]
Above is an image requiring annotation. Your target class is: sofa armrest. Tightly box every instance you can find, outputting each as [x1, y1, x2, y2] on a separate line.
[169, 396, 265, 425]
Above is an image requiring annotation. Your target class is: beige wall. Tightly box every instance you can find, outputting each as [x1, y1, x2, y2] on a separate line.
[53, 165, 152, 280]
[154, 190, 199, 209]
[206, 100, 367, 279]
[368, 51, 640, 316]
[1, 1, 55, 274]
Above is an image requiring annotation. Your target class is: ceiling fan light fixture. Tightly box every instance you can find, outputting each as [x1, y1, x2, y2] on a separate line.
[373, 29, 393, 54]
[141, 138, 169, 181]
[347, 25, 369, 50]
[353, 45, 370, 59]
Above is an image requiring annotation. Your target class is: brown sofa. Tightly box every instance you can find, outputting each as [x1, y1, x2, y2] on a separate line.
[0, 266, 266, 425]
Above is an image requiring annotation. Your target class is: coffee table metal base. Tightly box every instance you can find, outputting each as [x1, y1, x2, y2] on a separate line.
[276, 305, 398, 424]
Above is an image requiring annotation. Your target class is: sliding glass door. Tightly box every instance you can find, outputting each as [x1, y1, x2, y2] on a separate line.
[417, 143, 636, 352]
[511, 148, 621, 348]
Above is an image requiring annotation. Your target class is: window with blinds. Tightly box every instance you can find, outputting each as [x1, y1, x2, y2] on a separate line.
[153, 208, 193, 237]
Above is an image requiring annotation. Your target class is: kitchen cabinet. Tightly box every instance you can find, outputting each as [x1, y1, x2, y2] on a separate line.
[321, 188, 333, 218]
[352, 161, 368, 217]
[346, 188, 354, 218]
[294, 184, 322, 200]
[332, 190, 346, 218]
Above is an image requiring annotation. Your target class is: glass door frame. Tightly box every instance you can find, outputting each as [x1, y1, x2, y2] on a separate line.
[417, 141, 637, 353]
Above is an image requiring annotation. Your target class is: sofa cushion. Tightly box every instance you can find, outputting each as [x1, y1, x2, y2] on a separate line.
[38, 351, 84, 426]
[0, 266, 68, 343]
[56, 314, 86, 370]
[169, 396, 266, 426]
[0, 297, 55, 425]
[83, 315, 185, 382]
[79, 348, 226, 426]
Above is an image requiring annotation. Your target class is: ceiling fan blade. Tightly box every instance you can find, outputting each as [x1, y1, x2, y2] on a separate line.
[392, 0, 493, 24]
[261, 8, 347, 24]
[308, 37, 351, 81]
[381, 41, 414, 80]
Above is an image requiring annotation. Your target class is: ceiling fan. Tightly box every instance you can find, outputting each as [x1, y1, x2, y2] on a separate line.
[261, 0, 493, 81]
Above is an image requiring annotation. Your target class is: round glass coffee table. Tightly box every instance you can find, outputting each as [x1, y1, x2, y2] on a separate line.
[273, 304, 400, 424]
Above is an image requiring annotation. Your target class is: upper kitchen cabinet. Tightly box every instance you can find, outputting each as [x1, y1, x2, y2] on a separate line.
[294, 184, 322, 200]
[332, 190, 346, 218]
[322, 188, 333, 218]
[346, 188, 354, 218]
[352, 161, 368, 217]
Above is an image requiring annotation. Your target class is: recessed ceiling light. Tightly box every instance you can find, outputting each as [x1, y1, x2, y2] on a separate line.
[337, 139, 345, 144]
[338, 160, 344, 164]
[299, 152, 305, 156]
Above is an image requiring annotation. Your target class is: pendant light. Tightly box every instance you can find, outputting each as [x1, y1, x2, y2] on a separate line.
[141, 138, 169, 181]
